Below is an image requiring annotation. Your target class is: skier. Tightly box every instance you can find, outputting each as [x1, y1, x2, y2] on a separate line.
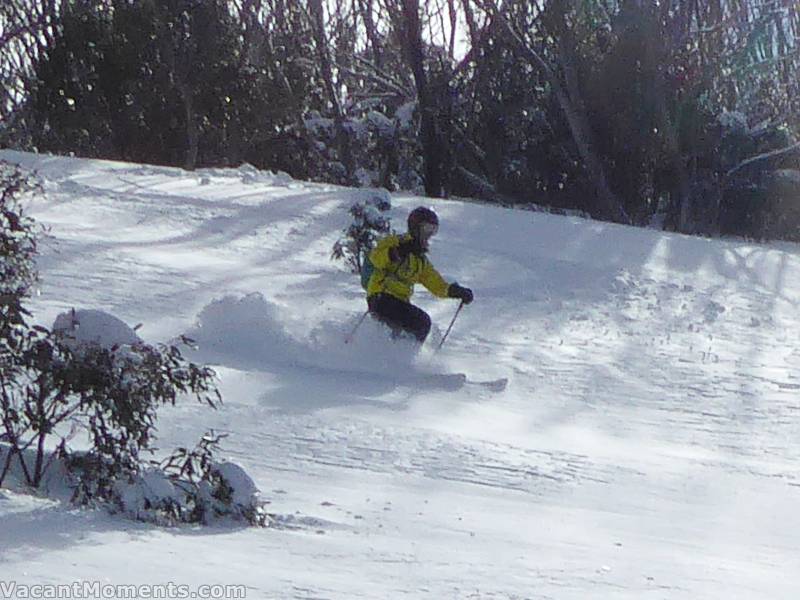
[365, 206, 473, 343]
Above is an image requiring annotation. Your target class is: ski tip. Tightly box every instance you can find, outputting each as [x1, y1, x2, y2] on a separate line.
[478, 377, 508, 392]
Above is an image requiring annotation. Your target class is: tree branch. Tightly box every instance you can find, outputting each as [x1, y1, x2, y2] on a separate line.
[725, 142, 800, 180]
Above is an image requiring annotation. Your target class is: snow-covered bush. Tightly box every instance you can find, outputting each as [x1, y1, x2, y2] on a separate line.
[71, 431, 268, 527]
[0, 162, 39, 294]
[0, 172, 267, 528]
[716, 117, 800, 240]
[0, 305, 275, 528]
[1, 162, 41, 372]
[302, 101, 423, 192]
[0, 307, 220, 491]
[156, 432, 267, 526]
[331, 191, 393, 274]
[0, 162, 44, 485]
[0, 166, 268, 529]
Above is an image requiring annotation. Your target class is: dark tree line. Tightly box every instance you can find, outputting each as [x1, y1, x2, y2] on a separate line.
[1, 0, 799, 239]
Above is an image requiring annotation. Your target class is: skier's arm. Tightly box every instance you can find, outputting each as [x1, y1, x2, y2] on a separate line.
[419, 261, 450, 298]
[369, 236, 400, 270]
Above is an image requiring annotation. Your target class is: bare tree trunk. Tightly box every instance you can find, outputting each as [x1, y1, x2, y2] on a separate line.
[0, 444, 14, 488]
[396, 0, 448, 197]
[447, 0, 458, 59]
[648, 3, 693, 232]
[660, 112, 693, 232]
[486, 0, 630, 223]
[556, 32, 630, 224]
[357, 0, 383, 68]
[309, 0, 355, 184]
[461, 0, 482, 49]
[183, 88, 199, 171]
[152, 2, 200, 171]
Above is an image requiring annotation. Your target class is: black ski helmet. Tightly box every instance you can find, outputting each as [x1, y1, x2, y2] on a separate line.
[407, 206, 439, 237]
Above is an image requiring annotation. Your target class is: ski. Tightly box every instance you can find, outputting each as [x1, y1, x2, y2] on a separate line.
[414, 372, 468, 390]
[410, 373, 507, 393]
[468, 377, 508, 392]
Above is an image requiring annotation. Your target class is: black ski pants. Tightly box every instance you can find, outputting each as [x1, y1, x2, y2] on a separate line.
[368, 293, 431, 343]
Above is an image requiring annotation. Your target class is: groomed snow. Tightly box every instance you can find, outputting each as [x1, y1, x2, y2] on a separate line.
[1, 149, 799, 599]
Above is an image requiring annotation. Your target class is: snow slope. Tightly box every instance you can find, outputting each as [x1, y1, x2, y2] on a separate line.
[1, 149, 800, 599]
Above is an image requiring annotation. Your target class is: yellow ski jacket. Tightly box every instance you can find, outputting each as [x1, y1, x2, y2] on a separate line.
[366, 234, 450, 302]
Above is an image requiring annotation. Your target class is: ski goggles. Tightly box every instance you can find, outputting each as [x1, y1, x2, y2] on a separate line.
[418, 222, 438, 239]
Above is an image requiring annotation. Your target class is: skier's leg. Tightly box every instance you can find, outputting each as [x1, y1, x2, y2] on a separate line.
[368, 294, 431, 343]
[368, 294, 404, 338]
[402, 303, 431, 343]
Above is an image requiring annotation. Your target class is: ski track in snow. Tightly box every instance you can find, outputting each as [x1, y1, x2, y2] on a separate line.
[1, 151, 800, 599]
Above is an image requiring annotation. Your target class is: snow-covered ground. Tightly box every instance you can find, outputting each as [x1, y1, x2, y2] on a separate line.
[1, 149, 799, 599]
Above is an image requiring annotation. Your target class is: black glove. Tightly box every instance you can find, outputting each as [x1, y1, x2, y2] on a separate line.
[448, 282, 474, 304]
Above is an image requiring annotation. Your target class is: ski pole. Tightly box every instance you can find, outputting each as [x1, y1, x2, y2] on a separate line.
[438, 301, 464, 350]
[345, 309, 370, 344]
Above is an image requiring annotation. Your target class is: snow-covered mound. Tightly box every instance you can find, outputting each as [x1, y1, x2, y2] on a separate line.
[2, 149, 800, 599]
[52, 308, 142, 350]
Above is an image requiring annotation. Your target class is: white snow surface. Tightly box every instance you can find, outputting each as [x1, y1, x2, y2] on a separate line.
[1, 149, 800, 598]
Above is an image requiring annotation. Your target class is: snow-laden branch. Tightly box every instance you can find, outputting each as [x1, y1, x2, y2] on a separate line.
[726, 142, 800, 179]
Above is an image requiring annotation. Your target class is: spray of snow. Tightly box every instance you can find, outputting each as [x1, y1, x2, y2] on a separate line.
[183, 292, 446, 378]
